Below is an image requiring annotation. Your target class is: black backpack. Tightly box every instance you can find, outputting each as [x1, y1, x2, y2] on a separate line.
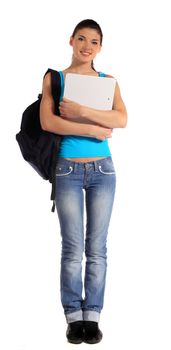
[16, 68, 62, 212]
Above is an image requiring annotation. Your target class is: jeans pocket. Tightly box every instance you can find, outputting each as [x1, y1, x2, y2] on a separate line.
[56, 165, 73, 176]
[98, 159, 115, 175]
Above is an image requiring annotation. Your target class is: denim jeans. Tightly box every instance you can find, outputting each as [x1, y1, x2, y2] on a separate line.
[55, 156, 116, 323]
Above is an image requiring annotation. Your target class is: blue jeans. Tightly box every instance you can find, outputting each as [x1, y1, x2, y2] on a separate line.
[55, 156, 116, 323]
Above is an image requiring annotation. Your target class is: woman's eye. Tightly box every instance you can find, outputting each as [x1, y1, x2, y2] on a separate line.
[78, 37, 84, 41]
[92, 41, 98, 45]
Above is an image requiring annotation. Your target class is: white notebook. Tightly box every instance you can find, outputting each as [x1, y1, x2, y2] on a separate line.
[64, 73, 116, 110]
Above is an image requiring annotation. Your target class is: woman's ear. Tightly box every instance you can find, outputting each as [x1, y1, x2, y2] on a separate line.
[69, 36, 74, 46]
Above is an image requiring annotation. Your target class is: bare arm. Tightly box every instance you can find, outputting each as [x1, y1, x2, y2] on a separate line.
[59, 78, 127, 129]
[39, 73, 112, 140]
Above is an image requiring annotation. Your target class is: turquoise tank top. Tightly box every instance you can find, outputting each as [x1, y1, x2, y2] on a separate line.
[58, 71, 111, 158]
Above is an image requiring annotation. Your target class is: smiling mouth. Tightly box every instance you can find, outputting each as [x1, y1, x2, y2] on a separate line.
[80, 51, 91, 56]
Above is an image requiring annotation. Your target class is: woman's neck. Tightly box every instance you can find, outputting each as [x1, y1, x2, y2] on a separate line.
[66, 61, 96, 75]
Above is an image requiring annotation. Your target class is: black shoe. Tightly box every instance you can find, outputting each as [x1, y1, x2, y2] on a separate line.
[66, 321, 84, 344]
[84, 321, 103, 344]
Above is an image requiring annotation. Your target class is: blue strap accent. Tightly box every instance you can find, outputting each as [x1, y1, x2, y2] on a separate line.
[59, 71, 65, 101]
[98, 72, 106, 77]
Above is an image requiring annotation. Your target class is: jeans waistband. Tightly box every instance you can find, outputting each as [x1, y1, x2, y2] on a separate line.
[56, 156, 112, 172]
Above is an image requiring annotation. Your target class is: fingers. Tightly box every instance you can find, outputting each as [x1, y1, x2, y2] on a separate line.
[62, 97, 71, 102]
[59, 104, 65, 116]
[59, 99, 71, 115]
[60, 98, 72, 105]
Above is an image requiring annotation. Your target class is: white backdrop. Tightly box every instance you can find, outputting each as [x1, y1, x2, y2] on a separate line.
[0, 0, 171, 349]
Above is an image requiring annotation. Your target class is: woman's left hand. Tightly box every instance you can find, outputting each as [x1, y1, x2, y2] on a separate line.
[59, 98, 83, 119]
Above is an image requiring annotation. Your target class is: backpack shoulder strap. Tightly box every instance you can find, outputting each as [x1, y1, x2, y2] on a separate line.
[42, 68, 62, 212]
[44, 68, 61, 114]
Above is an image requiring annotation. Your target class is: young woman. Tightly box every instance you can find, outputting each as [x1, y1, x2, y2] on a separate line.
[40, 19, 127, 344]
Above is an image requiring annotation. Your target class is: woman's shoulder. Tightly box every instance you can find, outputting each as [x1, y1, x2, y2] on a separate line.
[106, 74, 114, 78]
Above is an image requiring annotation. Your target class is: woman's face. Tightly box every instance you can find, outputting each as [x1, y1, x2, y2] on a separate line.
[70, 28, 101, 64]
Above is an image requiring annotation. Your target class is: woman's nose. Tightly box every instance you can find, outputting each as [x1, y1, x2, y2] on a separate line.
[82, 42, 91, 51]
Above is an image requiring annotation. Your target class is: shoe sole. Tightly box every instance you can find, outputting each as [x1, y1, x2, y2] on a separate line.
[67, 336, 83, 344]
[84, 336, 103, 344]
[67, 339, 83, 344]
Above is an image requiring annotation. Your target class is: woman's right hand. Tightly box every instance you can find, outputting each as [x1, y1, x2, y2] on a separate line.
[90, 125, 113, 140]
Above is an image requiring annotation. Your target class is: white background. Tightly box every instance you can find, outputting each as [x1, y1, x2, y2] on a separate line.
[0, 0, 171, 349]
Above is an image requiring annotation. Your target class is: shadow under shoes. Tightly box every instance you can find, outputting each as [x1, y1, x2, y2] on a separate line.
[84, 321, 103, 344]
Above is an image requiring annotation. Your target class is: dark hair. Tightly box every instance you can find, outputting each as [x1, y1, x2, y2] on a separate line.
[71, 19, 103, 71]
[72, 19, 103, 45]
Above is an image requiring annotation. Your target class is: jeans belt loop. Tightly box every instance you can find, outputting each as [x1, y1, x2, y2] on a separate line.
[73, 161, 79, 173]
[73, 162, 76, 173]
[94, 161, 98, 172]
